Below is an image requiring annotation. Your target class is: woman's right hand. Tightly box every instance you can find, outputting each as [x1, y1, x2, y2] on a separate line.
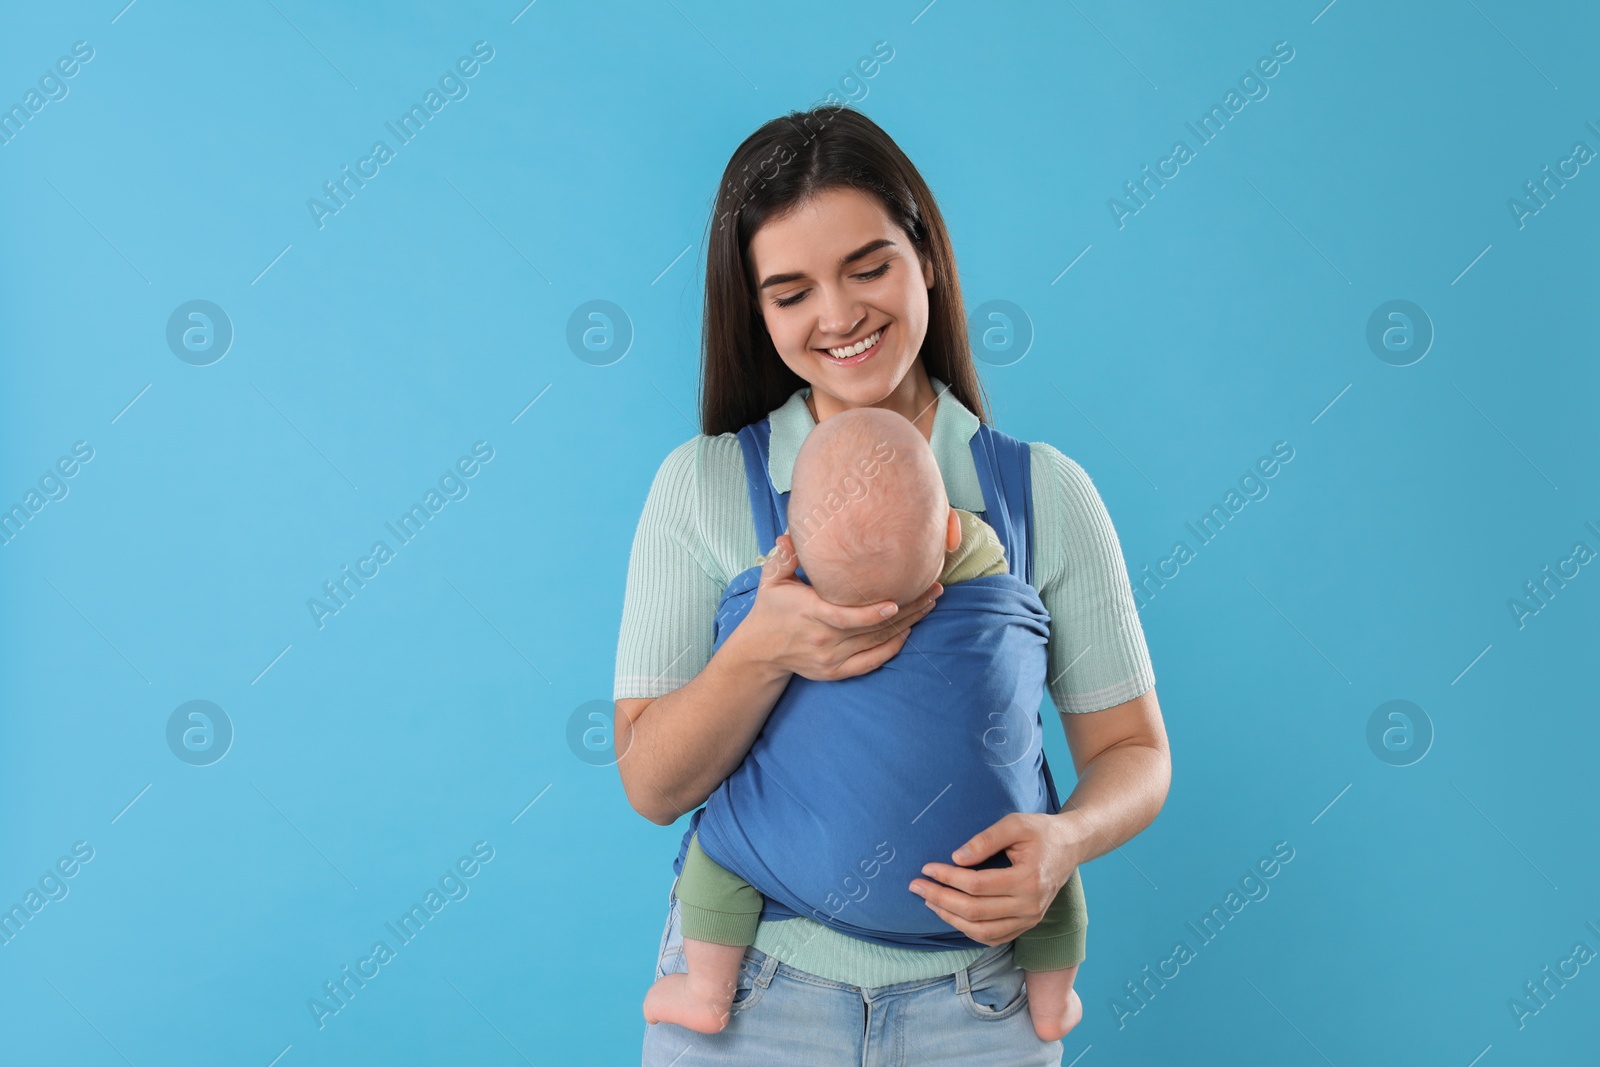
[739, 533, 943, 682]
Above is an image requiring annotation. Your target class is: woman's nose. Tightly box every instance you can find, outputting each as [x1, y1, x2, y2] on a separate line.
[817, 289, 865, 337]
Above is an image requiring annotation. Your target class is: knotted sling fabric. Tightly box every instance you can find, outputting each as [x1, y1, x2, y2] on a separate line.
[670, 415, 1063, 952]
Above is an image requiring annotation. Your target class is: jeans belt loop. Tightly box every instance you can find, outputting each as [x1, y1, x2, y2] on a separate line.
[756, 950, 781, 989]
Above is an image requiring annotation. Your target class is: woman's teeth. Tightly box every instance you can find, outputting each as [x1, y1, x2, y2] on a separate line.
[824, 328, 882, 360]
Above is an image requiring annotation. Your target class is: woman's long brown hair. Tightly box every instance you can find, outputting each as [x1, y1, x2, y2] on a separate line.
[698, 105, 992, 437]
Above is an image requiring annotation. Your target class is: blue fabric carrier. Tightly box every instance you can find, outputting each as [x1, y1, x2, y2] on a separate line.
[670, 415, 1062, 951]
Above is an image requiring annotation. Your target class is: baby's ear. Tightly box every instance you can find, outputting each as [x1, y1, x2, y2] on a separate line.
[946, 508, 961, 551]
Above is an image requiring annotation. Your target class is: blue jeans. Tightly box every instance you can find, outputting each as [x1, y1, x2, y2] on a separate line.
[641, 883, 1064, 1066]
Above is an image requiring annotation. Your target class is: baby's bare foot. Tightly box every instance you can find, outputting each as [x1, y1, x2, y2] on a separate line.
[643, 972, 734, 1034]
[1023, 968, 1084, 1042]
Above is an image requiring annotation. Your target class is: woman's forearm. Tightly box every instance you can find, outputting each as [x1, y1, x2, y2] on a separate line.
[1054, 740, 1171, 866]
[615, 624, 792, 825]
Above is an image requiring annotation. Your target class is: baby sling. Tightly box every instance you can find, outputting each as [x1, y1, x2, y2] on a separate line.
[670, 412, 1063, 951]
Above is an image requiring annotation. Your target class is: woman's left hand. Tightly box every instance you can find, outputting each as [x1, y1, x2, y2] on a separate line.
[908, 811, 1086, 945]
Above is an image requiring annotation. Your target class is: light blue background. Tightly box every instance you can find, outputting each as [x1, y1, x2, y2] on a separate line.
[2, 1, 1596, 1063]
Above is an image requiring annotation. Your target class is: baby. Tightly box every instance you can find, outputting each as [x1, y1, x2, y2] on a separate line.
[643, 407, 1085, 1042]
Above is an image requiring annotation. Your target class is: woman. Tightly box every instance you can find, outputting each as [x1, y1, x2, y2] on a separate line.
[614, 105, 1171, 1065]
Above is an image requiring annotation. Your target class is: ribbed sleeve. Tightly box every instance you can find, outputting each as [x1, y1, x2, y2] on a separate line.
[612, 435, 756, 700]
[1028, 442, 1157, 714]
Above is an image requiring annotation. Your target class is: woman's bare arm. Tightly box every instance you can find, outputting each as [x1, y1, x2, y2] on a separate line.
[614, 623, 791, 826]
[1055, 687, 1171, 861]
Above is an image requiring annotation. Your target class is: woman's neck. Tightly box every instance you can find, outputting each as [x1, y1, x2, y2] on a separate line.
[803, 364, 939, 442]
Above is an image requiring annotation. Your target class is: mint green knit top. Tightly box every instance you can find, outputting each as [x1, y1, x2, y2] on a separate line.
[614, 377, 1156, 987]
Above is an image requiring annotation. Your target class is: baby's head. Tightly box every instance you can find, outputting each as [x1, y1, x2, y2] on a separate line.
[787, 406, 954, 608]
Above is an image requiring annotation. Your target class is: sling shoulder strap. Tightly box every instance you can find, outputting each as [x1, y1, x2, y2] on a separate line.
[969, 421, 1064, 811]
[735, 417, 785, 557]
[968, 422, 1036, 589]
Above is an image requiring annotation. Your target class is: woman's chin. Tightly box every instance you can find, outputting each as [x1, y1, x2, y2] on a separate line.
[810, 355, 909, 405]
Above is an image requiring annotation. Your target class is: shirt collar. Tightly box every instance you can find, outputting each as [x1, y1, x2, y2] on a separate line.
[765, 375, 986, 511]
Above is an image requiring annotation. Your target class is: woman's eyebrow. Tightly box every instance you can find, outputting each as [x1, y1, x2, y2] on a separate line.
[758, 238, 897, 290]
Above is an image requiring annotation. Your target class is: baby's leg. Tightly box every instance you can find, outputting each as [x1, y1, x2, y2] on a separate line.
[644, 833, 764, 1033]
[1014, 864, 1088, 1040]
[1022, 964, 1083, 1042]
[644, 936, 747, 1033]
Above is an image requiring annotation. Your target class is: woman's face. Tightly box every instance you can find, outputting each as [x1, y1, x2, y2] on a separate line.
[747, 187, 936, 417]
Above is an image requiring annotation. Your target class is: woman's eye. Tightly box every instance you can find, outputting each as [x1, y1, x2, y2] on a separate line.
[773, 263, 892, 309]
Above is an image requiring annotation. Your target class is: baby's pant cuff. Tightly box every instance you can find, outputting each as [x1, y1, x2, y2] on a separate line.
[1012, 923, 1087, 972]
[678, 901, 762, 948]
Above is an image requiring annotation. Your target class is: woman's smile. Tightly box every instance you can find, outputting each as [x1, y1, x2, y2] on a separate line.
[816, 324, 886, 366]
